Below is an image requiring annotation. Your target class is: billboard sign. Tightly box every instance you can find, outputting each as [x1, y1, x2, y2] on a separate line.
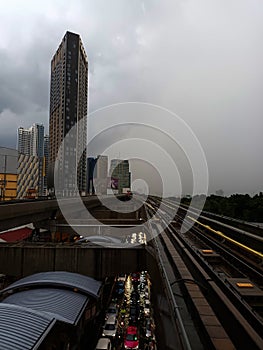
[110, 177, 118, 190]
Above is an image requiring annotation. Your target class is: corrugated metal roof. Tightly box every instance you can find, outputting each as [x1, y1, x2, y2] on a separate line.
[0, 303, 56, 350]
[1, 271, 102, 298]
[3, 288, 89, 325]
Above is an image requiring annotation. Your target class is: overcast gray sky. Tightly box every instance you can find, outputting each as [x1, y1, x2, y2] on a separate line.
[0, 0, 262, 196]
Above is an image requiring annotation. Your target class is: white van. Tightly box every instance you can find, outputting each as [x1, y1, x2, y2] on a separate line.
[95, 337, 111, 350]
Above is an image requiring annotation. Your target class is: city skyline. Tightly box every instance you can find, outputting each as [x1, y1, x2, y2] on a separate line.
[0, 1, 262, 196]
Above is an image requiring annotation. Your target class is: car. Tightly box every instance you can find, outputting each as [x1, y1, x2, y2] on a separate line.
[115, 280, 125, 296]
[102, 315, 117, 338]
[95, 337, 112, 350]
[130, 290, 140, 305]
[129, 305, 140, 325]
[105, 303, 118, 320]
[131, 272, 140, 284]
[124, 326, 139, 349]
[117, 273, 126, 282]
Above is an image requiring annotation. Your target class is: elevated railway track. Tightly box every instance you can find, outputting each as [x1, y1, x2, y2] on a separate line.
[1, 195, 263, 349]
[145, 197, 263, 349]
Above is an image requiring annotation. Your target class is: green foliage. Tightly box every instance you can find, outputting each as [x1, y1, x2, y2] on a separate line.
[202, 193, 263, 222]
[179, 192, 263, 222]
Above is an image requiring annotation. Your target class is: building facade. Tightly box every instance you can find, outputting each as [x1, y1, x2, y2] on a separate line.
[31, 123, 44, 157]
[87, 157, 96, 195]
[0, 147, 42, 200]
[18, 124, 44, 157]
[110, 159, 131, 194]
[17, 154, 39, 199]
[94, 155, 108, 195]
[43, 135, 49, 195]
[17, 123, 45, 196]
[0, 147, 18, 201]
[18, 127, 31, 155]
[48, 31, 88, 197]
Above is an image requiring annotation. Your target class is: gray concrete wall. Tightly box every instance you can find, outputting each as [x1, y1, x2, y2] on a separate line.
[0, 244, 146, 279]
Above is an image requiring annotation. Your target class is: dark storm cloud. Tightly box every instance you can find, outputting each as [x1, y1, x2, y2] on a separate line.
[0, 0, 262, 195]
[0, 49, 48, 114]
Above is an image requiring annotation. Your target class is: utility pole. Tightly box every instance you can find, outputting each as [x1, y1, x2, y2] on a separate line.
[3, 155, 6, 201]
[0, 155, 7, 201]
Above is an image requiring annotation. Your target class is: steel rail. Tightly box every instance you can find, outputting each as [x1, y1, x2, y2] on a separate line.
[145, 205, 192, 350]
[188, 216, 263, 259]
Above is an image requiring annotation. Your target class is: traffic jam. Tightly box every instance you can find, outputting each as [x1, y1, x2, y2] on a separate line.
[95, 271, 157, 350]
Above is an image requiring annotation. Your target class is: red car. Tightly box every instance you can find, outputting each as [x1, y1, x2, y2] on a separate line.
[124, 326, 139, 349]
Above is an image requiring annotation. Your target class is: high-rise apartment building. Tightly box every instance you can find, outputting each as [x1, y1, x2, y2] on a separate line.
[31, 124, 44, 157]
[48, 31, 88, 196]
[18, 124, 44, 157]
[18, 127, 31, 155]
[110, 159, 131, 194]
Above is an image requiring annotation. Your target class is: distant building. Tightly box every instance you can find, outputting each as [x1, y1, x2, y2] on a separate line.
[18, 127, 31, 155]
[95, 155, 108, 179]
[94, 155, 108, 195]
[48, 31, 88, 197]
[18, 123, 44, 157]
[0, 147, 41, 200]
[31, 123, 44, 157]
[110, 159, 131, 194]
[87, 157, 96, 195]
[17, 124, 45, 196]
[0, 147, 18, 201]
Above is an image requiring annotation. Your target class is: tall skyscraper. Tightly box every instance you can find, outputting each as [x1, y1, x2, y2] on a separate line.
[48, 31, 88, 196]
